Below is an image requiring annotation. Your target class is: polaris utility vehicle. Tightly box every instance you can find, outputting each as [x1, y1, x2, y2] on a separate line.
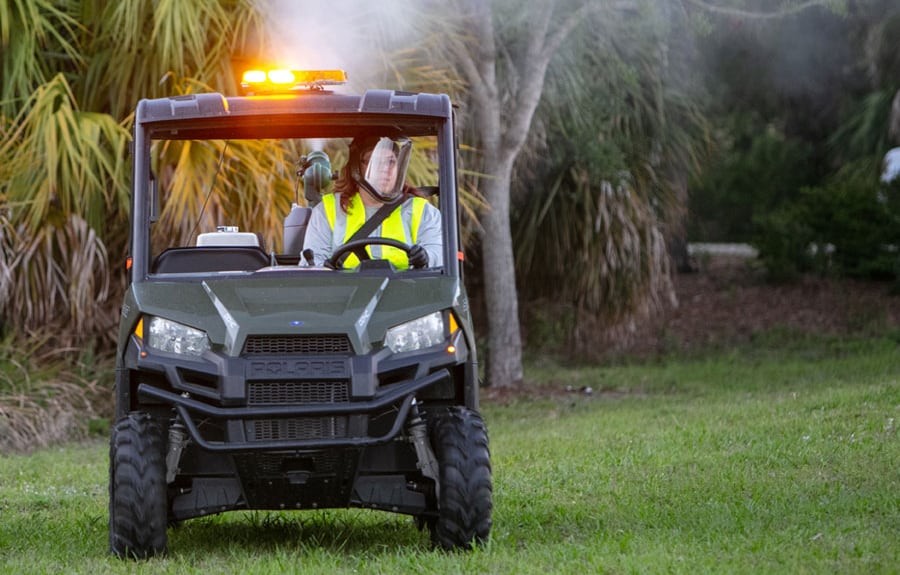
[109, 69, 491, 559]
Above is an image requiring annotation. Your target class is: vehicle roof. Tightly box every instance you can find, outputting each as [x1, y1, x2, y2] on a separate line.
[135, 90, 452, 141]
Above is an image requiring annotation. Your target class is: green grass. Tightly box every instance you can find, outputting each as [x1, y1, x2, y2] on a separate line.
[1, 338, 898, 574]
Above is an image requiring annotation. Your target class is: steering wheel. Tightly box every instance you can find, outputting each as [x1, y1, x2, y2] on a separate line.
[327, 237, 413, 269]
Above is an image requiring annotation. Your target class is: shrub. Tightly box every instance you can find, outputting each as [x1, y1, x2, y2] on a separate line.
[689, 117, 817, 242]
[754, 158, 898, 281]
[752, 204, 815, 283]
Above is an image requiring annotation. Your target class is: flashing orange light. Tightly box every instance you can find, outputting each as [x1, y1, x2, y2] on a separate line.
[267, 69, 295, 84]
[240, 68, 347, 94]
[447, 345, 457, 354]
[242, 70, 267, 83]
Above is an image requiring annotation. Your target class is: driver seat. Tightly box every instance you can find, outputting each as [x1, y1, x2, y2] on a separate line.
[283, 204, 311, 256]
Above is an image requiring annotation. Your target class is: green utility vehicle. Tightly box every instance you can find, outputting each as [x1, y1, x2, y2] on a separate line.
[109, 70, 491, 559]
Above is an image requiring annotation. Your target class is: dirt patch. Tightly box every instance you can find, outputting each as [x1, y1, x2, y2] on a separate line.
[488, 256, 900, 401]
[622, 256, 900, 357]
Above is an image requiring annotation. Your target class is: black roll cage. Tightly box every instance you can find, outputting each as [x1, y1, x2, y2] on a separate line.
[129, 91, 461, 283]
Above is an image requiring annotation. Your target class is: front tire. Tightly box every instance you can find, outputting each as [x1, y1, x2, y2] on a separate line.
[428, 407, 492, 550]
[109, 412, 168, 559]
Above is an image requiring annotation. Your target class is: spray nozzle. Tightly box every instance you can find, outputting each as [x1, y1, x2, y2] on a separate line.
[298, 150, 334, 206]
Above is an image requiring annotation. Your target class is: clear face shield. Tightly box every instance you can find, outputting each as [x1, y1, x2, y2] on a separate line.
[360, 137, 412, 203]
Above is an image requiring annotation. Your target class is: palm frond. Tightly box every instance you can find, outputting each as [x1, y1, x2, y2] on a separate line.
[0, 74, 129, 236]
[0, 0, 84, 116]
[80, 0, 258, 117]
[152, 138, 297, 251]
[0, 213, 112, 343]
[829, 89, 894, 160]
[0, 209, 13, 312]
[509, 1, 711, 342]
[1, 0, 275, 348]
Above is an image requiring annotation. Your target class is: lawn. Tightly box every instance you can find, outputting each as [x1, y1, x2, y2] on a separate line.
[1, 337, 898, 574]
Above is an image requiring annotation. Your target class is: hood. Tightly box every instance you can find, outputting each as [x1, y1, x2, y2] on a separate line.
[129, 273, 458, 355]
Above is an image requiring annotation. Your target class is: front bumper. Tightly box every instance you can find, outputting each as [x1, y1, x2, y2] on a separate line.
[122, 330, 466, 453]
[138, 369, 449, 452]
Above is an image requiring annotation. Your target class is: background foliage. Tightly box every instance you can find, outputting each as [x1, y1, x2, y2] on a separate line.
[688, 0, 900, 284]
[754, 158, 899, 282]
[1, 0, 899, 360]
[0, 0, 268, 345]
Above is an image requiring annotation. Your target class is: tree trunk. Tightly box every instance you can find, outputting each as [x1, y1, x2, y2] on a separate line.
[440, 0, 596, 388]
[480, 158, 524, 388]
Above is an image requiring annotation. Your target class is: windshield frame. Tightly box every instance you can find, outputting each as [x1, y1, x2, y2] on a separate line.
[130, 94, 460, 283]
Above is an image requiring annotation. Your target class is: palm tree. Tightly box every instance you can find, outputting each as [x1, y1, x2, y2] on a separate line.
[0, 0, 462, 347]
[0, 0, 269, 346]
[405, 0, 715, 380]
[512, 2, 710, 355]
[408, 0, 618, 387]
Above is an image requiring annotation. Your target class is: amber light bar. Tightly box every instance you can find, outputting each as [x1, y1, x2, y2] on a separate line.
[240, 69, 347, 94]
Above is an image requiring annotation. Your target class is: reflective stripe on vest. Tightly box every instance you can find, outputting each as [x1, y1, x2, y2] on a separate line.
[322, 193, 427, 269]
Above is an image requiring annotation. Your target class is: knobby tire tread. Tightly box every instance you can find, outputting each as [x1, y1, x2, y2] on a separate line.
[109, 412, 168, 559]
[429, 406, 493, 550]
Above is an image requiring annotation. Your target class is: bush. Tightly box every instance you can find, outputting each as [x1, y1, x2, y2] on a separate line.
[0, 336, 114, 452]
[689, 117, 817, 242]
[752, 204, 815, 283]
[754, 158, 898, 282]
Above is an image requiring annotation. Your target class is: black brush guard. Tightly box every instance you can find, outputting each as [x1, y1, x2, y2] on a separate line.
[137, 369, 449, 453]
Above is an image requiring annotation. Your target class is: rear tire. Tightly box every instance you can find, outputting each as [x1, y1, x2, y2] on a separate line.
[109, 412, 168, 559]
[428, 406, 492, 550]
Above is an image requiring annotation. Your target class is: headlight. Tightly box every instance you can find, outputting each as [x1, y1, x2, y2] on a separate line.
[147, 317, 210, 356]
[384, 311, 444, 353]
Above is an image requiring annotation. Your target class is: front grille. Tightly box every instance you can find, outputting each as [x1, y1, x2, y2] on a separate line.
[249, 417, 348, 441]
[248, 381, 349, 405]
[235, 451, 344, 476]
[243, 335, 352, 355]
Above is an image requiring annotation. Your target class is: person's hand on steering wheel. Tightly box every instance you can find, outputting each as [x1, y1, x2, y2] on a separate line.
[407, 244, 428, 268]
[326, 237, 428, 270]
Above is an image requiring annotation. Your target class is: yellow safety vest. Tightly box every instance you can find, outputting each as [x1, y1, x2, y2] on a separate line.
[322, 193, 427, 269]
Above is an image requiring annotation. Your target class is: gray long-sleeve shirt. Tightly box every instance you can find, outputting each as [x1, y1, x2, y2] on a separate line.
[301, 193, 443, 268]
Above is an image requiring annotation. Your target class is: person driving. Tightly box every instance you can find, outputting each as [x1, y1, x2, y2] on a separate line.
[301, 136, 442, 269]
